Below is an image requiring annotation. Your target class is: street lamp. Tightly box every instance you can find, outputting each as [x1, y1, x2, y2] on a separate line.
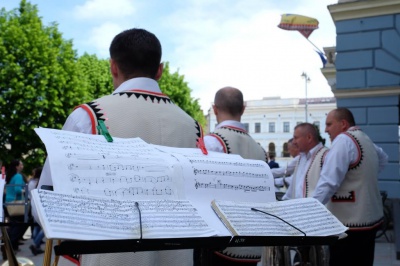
[301, 72, 311, 122]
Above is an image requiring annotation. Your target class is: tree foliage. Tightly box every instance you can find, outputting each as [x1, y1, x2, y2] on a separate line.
[159, 62, 206, 126]
[0, 1, 205, 175]
[0, 0, 89, 173]
[77, 53, 113, 99]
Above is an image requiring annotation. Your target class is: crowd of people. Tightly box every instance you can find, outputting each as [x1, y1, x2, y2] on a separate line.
[1, 27, 389, 266]
[1, 160, 45, 259]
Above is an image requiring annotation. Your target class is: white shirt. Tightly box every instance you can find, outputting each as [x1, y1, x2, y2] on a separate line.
[313, 130, 388, 204]
[271, 155, 299, 178]
[62, 78, 162, 133]
[39, 78, 161, 188]
[273, 155, 299, 190]
[204, 120, 246, 152]
[283, 143, 324, 200]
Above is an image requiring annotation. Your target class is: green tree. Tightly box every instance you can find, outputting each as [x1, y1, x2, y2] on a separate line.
[159, 62, 206, 126]
[77, 53, 113, 99]
[0, 0, 89, 173]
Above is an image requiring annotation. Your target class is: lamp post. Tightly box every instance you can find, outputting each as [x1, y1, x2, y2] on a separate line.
[301, 72, 311, 122]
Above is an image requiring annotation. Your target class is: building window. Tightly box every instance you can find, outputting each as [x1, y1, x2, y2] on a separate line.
[243, 123, 249, 132]
[283, 122, 290, 133]
[255, 123, 261, 133]
[296, 121, 302, 125]
[269, 122, 275, 133]
[282, 142, 290, 157]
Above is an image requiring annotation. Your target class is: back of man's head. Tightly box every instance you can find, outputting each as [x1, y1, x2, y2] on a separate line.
[214, 87, 244, 117]
[110, 28, 162, 79]
[333, 107, 356, 127]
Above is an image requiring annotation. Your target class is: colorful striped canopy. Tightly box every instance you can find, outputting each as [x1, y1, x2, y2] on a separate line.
[278, 14, 319, 39]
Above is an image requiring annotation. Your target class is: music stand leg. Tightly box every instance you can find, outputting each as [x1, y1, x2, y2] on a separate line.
[43, 239, 53, 266]
[1, 226, 20, 266]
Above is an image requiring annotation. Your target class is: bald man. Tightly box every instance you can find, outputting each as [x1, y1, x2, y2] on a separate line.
[203, 87, 268, 266]
[205, 87, 267, 162]
[313, 107, 388, 266]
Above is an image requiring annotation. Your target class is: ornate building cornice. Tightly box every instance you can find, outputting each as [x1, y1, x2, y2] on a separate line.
[333, 86, 400, 98]
[329, 0, 400, 21]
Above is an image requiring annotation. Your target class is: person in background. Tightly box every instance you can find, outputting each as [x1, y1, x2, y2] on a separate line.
[267, 153, 279, 169]
[36, 28, 204, 266]
[272, 138, 299, 194]
[5, 159, 28, 252]
[204, 86, 267, 266]
[313, 107, 388, 266]
[28, 167, 45, 255]
[283, 123, 328, 201]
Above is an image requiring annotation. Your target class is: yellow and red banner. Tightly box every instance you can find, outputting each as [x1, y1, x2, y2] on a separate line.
[278, 14, 319, 39]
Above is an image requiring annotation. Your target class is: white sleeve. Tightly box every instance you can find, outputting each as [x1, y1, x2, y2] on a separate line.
[204, 135, 225, 153]
[313, 135, 356, 204]
[62, 108, 93, 134]
[374, 144, 388, 172]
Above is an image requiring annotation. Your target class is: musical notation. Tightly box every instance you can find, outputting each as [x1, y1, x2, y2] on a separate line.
[34, 189, 217, 240]
[194, 180, 269, 192]
[69, 174, 172, 185]
[193, 168, 268, 178]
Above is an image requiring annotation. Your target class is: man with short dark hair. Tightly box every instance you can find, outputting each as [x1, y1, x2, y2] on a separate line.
[38, 28, 204, 266]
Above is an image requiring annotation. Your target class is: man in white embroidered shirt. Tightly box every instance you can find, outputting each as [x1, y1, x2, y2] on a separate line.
[313, 107, 388, 266]
[36, 28, 204, 266]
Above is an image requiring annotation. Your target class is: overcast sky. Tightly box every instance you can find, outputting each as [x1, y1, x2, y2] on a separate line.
[3, 0, 338, 113]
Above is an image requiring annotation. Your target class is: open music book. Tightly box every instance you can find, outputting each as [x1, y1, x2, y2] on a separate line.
[32, 128, 347, 243]
[211, 198, 348, 237]
[31, 189, 219, 240]
[32, 190, 347, 241]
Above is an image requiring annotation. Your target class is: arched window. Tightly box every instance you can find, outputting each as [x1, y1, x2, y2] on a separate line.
[268, 142, 276, 157]
[282, 142, 289, 157]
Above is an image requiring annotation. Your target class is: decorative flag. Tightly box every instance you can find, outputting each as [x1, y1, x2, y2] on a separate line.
[278, 14, 319, 39]
[316, 50, 327, 68]
[278, 14, 327, 68]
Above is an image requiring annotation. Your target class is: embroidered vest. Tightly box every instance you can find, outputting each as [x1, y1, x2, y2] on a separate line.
[289, 146, 328, 198]
[208, 125, 266, 263]
[326, 128, 383, 230]
[208, 126, 268, 162]
[78, 90, 202, 148]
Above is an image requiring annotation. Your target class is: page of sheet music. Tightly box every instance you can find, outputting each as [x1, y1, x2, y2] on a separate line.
[32, 189, 218, 240]
[154, 145, 276, 235]
[35, 128, 186, 200]
[213, 198, 348, 237]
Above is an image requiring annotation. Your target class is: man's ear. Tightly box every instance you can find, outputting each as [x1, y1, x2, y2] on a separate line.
[212, 105, 218, 116]
[110, 59, 119, 79]
[240, 105, 246, 115]
[155, 63, 163, 80]
[341, 119, 350, 130]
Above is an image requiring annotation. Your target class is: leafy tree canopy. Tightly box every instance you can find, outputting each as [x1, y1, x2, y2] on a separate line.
[159, 62, 206, 126]
[0, 0, 88, 173]
[0, 1, 205, 175]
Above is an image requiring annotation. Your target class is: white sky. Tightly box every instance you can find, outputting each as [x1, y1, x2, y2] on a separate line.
[3, 0, 338, 114]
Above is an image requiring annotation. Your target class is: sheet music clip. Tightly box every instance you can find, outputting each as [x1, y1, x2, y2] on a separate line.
[97, 120, 113, 142]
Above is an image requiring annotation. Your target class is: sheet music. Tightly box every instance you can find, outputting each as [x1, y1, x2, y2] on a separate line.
[35, 128, 186, 200]
[34, 127, 277, 237]
[212, 198, 348, 237]
[32, 189, 218, 240]
[151, 145, 276, 235]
